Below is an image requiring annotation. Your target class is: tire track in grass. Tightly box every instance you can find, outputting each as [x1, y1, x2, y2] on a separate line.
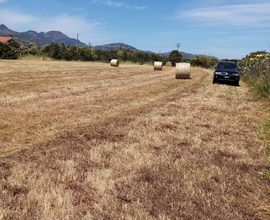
[112, 75, 270, 219]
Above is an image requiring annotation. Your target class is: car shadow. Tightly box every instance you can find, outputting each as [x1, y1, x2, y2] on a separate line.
[215, 81, 241, 87]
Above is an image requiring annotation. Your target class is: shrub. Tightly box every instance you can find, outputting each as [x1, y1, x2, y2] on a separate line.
[80, 46, 96, 61]
[42, 43, 61, 60]
[253, 73, 270, 99]
[238, 51, 270, 100]
[193, 54, 218, 68]
[0, 42, 18, 59]
[168, 50, 182, 66]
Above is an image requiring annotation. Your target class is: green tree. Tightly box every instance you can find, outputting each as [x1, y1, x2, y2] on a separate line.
[59, 43, 68, 60]
[67, 45, 79, 60]
[42, 43, 61, 59]
[194, 54, 218, 68]
[94, 50, 103, 61]
[168, 50, 182, 66]
[130, 51, 149, 64]
[117, 49, 130, 62]
[6, 40, 20, 49]
[149, 53, 163, 64]
[0, 42, 18, 59]
[27, 42, 38, 55]
[80, 46, 95, 61]
[209, 56, 219, 67]
[107, 49, 118, 61]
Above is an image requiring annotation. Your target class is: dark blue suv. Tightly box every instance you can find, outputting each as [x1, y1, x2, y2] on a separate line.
[213, 61, 241, 86]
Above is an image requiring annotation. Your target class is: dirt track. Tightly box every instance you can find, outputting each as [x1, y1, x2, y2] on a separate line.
[0, 60, 269, 219]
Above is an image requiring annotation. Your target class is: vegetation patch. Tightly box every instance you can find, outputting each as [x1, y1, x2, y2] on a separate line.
[238, 51, 270, 100]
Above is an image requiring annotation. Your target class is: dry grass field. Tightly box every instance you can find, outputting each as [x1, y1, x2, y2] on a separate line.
[0, 60, 270, 219]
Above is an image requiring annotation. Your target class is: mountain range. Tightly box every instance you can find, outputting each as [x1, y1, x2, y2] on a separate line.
[0, 24, 195, 59]
[0, 24, 86, 47]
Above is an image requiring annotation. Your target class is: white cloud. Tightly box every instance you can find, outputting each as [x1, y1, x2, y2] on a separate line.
[91, 0, 147, 10]
[0, 9, 35, 25]
[177, 3, 270, 27]
[91, 0, 124, 7]
[128, 5, 148, 10]
[0, 0, 7, 3]
[104, 0, 125, 7]
[34, 14, 105, 44]
[36, 14, 100, 34]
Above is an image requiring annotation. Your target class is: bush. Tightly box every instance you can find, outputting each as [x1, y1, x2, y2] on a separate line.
[193, 54, 218, 68]
[80, 46, 96, 61]
[238, 51, 270, 100]
[254, 74, 270, 99]
[0, 42, 18, 59]
[42, 43, 61, 60]
[67, 45, 79, 61]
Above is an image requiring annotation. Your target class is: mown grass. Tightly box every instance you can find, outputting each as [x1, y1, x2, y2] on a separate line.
[0, 61, 270, 219]
[241, 67, 270, 182]
[18, 54, 54, 61]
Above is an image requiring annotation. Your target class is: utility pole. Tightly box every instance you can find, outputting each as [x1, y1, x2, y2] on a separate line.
[176, 43, 181, 51]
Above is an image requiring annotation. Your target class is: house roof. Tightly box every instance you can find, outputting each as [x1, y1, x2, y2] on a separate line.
[0, 37, 12, 43]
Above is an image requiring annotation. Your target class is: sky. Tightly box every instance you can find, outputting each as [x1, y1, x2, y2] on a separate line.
[0, 0, 270, 59]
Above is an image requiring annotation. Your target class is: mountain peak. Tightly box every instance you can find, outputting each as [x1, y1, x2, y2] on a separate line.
[0, 24, 86, 47]
[0, 24, 9, 30]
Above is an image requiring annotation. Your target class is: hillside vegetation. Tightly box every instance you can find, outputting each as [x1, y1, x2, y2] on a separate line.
[0, 60, 269, 219]
[1, 39, 219, 69]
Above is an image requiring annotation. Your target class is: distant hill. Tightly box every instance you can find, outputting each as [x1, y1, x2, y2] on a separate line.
[0, 24, 86, 47]
[93, 43, 196, 59]
[93, 43, 137, 51]
[0, 24, 196, 58]
[159, 51, 196, 59]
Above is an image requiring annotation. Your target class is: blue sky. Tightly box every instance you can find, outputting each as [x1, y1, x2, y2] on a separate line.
[0, 0, 270, 59]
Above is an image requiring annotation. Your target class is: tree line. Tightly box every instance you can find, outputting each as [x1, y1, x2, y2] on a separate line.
[0, 41, 219, 68]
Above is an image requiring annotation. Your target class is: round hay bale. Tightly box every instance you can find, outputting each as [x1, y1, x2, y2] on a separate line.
[166, 61, 172, 67]
[110, 59, 119, 67]
[154, 61, 163, 70]
[175, 63, 190, 79]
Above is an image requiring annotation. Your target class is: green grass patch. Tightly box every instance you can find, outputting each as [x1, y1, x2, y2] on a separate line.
[262, 120, 270, 133]
[261, 171, 270, 180]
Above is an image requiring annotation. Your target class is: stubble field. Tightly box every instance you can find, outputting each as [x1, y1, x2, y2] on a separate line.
[0, 60, 269, 219]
